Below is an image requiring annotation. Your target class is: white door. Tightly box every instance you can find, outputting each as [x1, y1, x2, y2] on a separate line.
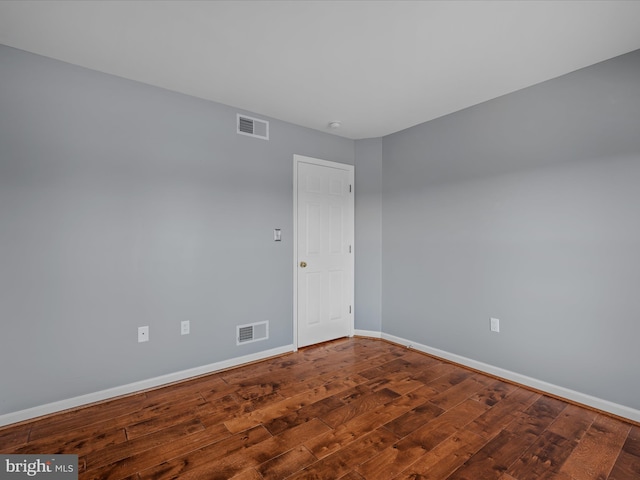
[294, 155, 354, 348]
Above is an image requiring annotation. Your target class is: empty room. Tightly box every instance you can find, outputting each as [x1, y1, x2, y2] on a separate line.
[1, 1, 639, 479]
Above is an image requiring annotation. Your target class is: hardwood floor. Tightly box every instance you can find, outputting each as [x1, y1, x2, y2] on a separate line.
[1, 337, 638, 479]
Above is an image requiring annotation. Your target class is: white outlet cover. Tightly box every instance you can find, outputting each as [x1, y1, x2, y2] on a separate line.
[181, 321, 190, 335]
[138, 326, 149, 342]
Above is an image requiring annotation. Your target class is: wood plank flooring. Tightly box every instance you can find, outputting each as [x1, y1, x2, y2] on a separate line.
[1, 337, 638, 480]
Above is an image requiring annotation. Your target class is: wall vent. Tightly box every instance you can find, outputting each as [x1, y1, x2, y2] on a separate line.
[237, 114, 269, 140]
[236, 321, 269, 345]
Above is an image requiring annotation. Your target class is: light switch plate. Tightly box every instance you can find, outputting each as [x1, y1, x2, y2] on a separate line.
[490, 317, 500, 333]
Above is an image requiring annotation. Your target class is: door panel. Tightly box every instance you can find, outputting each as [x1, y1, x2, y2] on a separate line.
[295, 157, 353, 348]
[305, 272, 322, 325]
[329, 270, 344, 320]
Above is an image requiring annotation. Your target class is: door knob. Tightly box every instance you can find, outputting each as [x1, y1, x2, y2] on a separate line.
[299, 261, 307, 268]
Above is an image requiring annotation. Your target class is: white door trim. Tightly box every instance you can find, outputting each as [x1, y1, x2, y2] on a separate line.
[293, 154, 355, 351]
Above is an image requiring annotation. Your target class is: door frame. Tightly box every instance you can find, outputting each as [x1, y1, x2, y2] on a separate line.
[293, 154, 355, 351]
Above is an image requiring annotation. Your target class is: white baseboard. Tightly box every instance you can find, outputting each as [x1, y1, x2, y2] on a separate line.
[0, 344, 294, 428]
[3, 335, 638, 427]
[354, 329, 382, 339]
[381, 333, 640, 424]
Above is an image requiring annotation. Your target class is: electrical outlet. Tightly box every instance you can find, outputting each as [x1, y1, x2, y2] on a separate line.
[138, 326, 149, 343]
[181, 320, 190, 335]
[490, 317, 500, 333]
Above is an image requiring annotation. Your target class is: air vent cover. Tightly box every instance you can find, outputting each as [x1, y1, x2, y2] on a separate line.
[236, 321, 269, 345]
[237, 114, 269, 140]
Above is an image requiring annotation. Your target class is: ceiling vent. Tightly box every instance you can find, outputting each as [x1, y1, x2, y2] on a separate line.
[237, 114, 269, 140]
[236, 321, 269, 345]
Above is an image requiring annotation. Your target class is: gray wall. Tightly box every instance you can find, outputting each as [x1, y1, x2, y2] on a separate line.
[382, 49, 640, 410]
[355, 138, 383, 332]
[3, 41, 639, 419]
[0, 45, 354, 415]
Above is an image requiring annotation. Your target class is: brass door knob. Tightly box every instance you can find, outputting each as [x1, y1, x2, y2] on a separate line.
[299, 261, 307, 268]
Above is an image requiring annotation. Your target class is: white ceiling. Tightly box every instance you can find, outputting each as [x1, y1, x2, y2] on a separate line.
[1, 1, 640, 139]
